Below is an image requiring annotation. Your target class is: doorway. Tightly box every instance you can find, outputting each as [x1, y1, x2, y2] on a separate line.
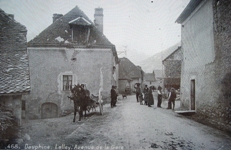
[190, 79, 195, 110]
[41, 102, 58, 119]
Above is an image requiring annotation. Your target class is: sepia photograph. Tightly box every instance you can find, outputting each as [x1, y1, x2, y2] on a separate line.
[0, 0, 231, 149]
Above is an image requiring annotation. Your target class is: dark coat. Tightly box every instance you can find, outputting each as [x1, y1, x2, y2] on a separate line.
[135, 87, 142, 96]
[169, 91, 176, 102]
[111, 89, 117, 100]
[148, 88, 154, 105]
[143, 87, 149, 102]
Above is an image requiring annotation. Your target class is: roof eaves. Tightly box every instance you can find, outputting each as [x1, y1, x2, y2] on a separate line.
[69, 16, 92, 25]
[162, 46, 181, 63]
[0, 91, 30, 96]
[175, 0, 203, 24]
[119, 78, 132, 81]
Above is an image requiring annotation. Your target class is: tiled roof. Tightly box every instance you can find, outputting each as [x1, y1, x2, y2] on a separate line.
[119, 57, 143, 79]
[28, 6, 113, 46]
[28, 6, 118, 63]
[118, 61, 132, 80]
[0, 9, 30, 94]
[0, 51, 30, 94]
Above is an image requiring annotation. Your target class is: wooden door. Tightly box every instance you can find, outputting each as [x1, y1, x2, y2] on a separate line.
[41, 102, 58, 119]
[190, 79, 195, 110]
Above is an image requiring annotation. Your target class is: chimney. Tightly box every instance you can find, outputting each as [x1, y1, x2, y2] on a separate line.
[94, 7, 103, 33]
[53, 14, 63, 23]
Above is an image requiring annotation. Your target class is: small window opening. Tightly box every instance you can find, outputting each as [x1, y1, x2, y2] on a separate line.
[63, 75, 73, 91]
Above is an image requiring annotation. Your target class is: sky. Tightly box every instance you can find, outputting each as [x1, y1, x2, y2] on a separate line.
[0, 0, 190, 64]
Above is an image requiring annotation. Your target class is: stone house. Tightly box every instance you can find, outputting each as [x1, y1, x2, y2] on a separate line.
[118, 57, 144, 93]
[143, 72, 156, 88]
[162, 46, 182, 90]
[118, 58, 132, 94]
[176, 0, 231, 132]
[0, 9, 30, 125]
[24, 6, 118, 119]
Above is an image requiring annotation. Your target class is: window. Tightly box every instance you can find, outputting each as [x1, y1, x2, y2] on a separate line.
[63, 75, 72, 91]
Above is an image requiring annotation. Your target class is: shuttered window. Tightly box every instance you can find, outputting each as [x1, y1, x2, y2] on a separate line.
[63, 75, 72, 91]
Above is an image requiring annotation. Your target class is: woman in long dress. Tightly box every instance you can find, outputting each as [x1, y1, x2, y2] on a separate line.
[143, 85, 149, 105]
[148, 86, 154, 107]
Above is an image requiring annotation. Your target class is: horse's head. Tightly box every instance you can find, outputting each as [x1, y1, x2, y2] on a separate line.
[69, 84, 85, 99]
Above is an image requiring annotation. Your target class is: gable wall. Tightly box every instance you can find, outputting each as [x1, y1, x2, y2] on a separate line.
[23, 47, 114, 119]
[163, 49, 182, 79]
[181, 0, 215, 114]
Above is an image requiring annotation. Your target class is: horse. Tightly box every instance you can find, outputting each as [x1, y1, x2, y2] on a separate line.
[68, 84, 90, 122]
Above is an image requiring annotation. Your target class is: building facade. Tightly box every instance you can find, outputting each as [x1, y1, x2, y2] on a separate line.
[23, 6, 118, 119]
[118, 57, 144, 93]
[143, 72, 156, 88]
[162, 46, 182, 90]
[176, 0, 231, 132]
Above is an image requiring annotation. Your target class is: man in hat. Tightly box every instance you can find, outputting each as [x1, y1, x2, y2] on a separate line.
[167, 88, 176, 110]
[157, 86, 162, 107]
[111, 85, 117, 108]
[134, 83, 142, 104]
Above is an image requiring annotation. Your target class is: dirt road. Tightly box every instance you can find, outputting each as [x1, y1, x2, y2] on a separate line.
[19, 94, 231, 150]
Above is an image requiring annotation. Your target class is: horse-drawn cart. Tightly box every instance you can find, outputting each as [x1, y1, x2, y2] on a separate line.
[67, 84, 103, 122]
[89, 93, 103, 115]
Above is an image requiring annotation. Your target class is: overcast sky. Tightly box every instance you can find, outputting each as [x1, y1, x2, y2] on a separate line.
[0, 0, 189, 62]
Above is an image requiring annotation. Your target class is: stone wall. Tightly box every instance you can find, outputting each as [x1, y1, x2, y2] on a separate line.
[163, 60, 181, 78]
[0, 96, 22, 125]
[212, 0, 231, 133]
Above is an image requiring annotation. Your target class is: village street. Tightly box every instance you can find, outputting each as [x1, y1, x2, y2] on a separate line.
[19, 94, 231, 150]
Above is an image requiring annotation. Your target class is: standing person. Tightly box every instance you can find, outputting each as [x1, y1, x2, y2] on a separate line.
[110, 86, 117, 108]
[113, 86, 118, 106]
[166, 88, 171, 109]
[135, 83, 142, 103]
[167, 88, 176, 110]
[143, 85, 149, 105]
[157, 86, 162, 108]
[147, 86, 154, 107]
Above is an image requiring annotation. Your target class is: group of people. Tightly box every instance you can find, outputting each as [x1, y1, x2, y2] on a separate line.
[134, 83, 177, 110]
[110, 83, 177, 110]
[135, 84, 157, 107]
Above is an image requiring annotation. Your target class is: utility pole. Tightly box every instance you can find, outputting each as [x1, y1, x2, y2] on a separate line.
[159, 28, 164, 91]
[117, 45, 128, 57]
